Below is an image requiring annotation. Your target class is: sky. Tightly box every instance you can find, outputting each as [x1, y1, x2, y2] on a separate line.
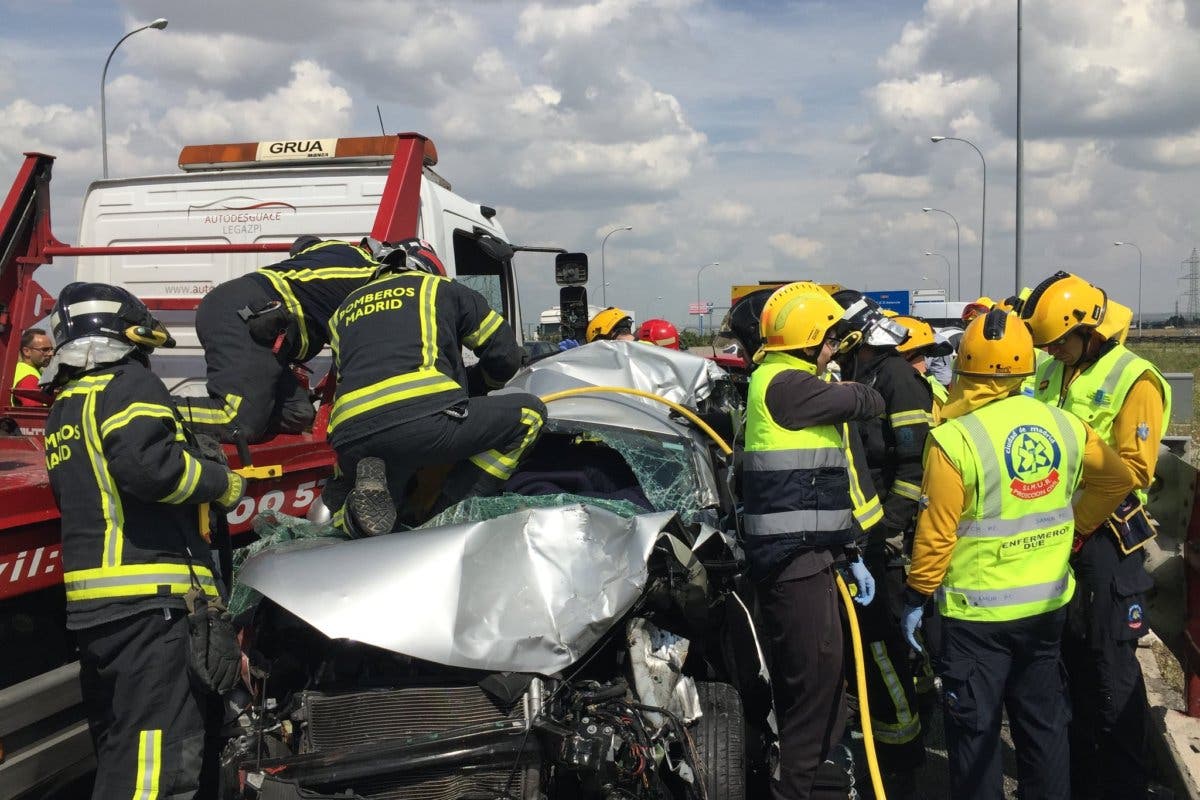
[3, 0, 1200, 329]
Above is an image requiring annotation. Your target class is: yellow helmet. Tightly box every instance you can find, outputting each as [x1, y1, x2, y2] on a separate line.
[955, 307, 1036, 378]
[893, 315, 951, 357]
[758, 281, 843, 353]
[586, 307, 634, 343]
[1019, 271, 1107, 347]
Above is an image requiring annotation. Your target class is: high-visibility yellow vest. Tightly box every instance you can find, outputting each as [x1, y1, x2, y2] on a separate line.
[926, 374, 948, 425]
[929, 394, 1085, 622]
[1034, 343, 1170, 499]
[743, 352, 882, 576]
[11, 360, 39, 403]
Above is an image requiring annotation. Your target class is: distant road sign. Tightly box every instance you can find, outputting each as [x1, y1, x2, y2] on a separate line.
[863, 290, 911, 315]
[689, 301, 713, 315]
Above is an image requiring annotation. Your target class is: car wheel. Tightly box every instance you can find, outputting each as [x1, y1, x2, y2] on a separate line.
[692, 681, 746, 800]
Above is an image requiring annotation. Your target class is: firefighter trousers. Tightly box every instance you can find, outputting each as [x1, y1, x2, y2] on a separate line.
[177, 275, 314, 443]
[322, 392, 547, 530]
[76, 607, 216, 800]
[849, 543, 924, 774]
[758, 563, 848, 800]
[940, 607, 1071, 800]
[1065, 531, 1154, 800]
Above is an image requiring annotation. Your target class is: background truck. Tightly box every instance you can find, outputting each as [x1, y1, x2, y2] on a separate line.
[0, 132, 536, 798]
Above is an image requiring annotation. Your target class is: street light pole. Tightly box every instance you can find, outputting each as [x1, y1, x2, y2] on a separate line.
[1114, 241, 1144, 332]
[930, 135, 986, 298]
[599, 225, 633, 307]
[924, 251, 952, 300]
[923, 207, 961, 300]
[101, 18, 168, 179]
[696, 261, 720, 336]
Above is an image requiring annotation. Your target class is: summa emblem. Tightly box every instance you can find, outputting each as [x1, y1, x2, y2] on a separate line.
[1003, 423, 1062, 500]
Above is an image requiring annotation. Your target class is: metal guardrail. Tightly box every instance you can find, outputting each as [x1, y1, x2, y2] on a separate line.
[0, 661, 93, 799]
[1165, 372, 1195, 427]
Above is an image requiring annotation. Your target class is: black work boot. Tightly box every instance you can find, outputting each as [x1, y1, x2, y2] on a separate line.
[346, 457, 396, 536]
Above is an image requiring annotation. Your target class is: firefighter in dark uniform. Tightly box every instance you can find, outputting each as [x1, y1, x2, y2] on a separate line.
[320, 239, 545, 536]
[1021, 272, 1171, 800]
[42, 283, 245, 799]
[832, 290, 928, 793]
[178, 236, 377, 443]
[743, 281, 884, 800]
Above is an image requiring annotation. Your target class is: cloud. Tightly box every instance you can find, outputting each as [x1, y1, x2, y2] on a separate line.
[855, 172, 933, 200]
[768, 233, 823, 260]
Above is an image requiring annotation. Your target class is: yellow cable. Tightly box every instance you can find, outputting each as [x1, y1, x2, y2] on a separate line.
[836, 572, 887, 800]
[539, 386, 733, 456]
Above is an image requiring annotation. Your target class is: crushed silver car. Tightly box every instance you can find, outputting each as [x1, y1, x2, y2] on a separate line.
[222, 343, 771, 800]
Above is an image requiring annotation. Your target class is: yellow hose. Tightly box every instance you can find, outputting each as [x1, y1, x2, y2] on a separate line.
[539, 386, 733, 456]
[541, 384, 887, 797]
[836, 572, 887, 800]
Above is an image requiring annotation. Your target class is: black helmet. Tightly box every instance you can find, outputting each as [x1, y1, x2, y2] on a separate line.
[721, 287, 775, 363]
[289, 235, 323, 257]
[831, 289, 909, 350]
[49, 282, 175, 353]
[366, 237, 447, 278]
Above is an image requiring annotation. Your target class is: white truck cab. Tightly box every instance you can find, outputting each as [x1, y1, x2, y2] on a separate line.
[72, 135, 520, 386]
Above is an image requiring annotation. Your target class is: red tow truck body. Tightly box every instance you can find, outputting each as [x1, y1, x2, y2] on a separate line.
[0, 135, 431, 796]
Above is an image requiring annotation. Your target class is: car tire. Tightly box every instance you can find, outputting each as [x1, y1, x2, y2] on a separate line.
[692, 681, 746, 800]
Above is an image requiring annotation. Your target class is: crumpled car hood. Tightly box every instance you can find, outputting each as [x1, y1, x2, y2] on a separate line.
[502, 341, 726, 436]
[238, 504, 677, 674]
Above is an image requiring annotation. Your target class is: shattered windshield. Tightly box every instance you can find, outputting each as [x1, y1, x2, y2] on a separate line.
[586, 427, 705, 523]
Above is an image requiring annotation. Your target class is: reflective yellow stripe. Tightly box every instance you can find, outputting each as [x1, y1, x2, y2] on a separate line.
[160, 452, 202, 504]
[868, 641, 920, 745]
[464, 310, 503, 349]
[328, 369, 460, 432]
[65, 563, 216, 602]
[100, 402, 175, 439]
[176, 393, 242, 425]
[842, 422, 884, 530]
[419, 275, 440, 369]
[56, 374, 114, 398]
[889, 409, 933, 428]
[80, 385, 125, 567]
[892, 479, 922, 501]
[132, 729, 161, 799]
[260, 271, 309, 358]
[469, 409, 544, 480]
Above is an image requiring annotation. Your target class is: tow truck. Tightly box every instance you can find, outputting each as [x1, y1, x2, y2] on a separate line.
[0, 132, 570, 797]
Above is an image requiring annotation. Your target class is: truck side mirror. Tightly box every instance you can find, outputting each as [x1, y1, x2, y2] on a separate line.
[559, 286, 589, 342]
[555, 253, 588, 286]
[476, 233, 515, 262]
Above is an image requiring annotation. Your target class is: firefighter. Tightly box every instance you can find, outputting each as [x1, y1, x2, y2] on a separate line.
[902, 308, 1133, 800]
[586, 307, 636, 342]
[1020, 271, 1171, 800]
[320, 239, 544, 536]
[42, 282, 245, 799]
[10, 326, 53, 405]
[743, 281, 884, 800]
[177, 236, 377, 443]
[893, 315, 953, 424]
[635, 318, 680, 349]
[832, 290, 928, 792]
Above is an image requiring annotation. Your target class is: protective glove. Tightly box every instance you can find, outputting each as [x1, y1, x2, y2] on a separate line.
[902, 603, 925, 653]
[558, 338, 580, 351]
[216, 471, 247, 510]
[848, 558, 875, 606]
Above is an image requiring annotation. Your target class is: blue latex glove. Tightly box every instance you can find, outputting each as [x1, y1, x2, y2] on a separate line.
[558, 338, 580, 351]
[902, 603, 925, 653]
[848, 558, 875, 606]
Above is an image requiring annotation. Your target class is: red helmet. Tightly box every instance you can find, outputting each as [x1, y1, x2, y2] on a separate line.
[636, 318, 680, 349]
[367, 237, 448, 278]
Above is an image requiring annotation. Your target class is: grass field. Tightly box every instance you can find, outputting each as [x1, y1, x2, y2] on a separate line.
[1126, 338, 1199, 439]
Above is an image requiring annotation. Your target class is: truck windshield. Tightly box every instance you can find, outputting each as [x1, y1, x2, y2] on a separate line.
[453, 231, 511, 320]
